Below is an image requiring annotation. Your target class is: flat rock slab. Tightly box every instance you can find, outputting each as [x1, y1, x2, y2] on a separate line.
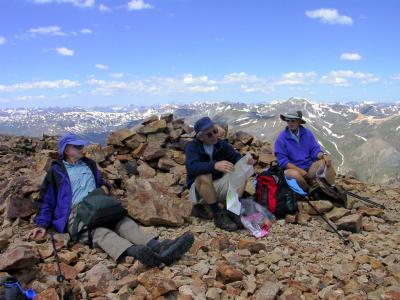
[336, 213, 363, 233]
[126, 177, 191, 226]
[0, 246, 40, 271]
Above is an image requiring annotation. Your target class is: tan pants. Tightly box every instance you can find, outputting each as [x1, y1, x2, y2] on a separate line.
[68, 208, 155, 261]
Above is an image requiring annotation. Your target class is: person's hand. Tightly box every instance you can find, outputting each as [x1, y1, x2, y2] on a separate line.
[27, 227, 47, 240]
[101, 185, 110, 195]
[246, 157, 255, 165]
[215, 160, 234, 173]
[323, 155, 332, 167]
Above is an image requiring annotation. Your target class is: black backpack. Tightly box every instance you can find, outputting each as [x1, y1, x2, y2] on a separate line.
[309, 176, 348, 207]
[69, 188, 127, 246]
[255, 162, 299, 218]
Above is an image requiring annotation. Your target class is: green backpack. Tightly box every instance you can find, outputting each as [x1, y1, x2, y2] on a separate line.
[69, 188, 127, 246]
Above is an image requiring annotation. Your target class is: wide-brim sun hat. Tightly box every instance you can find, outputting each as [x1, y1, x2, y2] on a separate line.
[280, 111, 306, 124]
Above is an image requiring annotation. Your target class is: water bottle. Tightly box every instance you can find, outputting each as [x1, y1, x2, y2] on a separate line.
[1, 276, 36, 300]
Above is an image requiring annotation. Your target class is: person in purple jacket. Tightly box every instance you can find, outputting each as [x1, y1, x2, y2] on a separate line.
[274, 111, 336, 191]
[27, 133, 194, 267]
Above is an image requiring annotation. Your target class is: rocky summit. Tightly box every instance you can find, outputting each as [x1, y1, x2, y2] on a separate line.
[0, 114, 399, 300]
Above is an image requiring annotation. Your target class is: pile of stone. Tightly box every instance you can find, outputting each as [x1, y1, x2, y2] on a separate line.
[97, 114, 275, 226]
[0, 114, 399, 299]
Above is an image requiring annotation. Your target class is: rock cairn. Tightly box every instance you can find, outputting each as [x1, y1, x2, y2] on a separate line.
[0, 114, 399, 299]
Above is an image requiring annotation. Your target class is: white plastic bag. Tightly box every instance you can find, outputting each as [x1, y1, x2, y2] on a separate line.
[226, 153, 254, 215]
[226, 183, 241, 215]
[228, 153, 254, 190]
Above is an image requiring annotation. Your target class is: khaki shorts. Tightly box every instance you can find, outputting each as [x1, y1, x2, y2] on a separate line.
[189, 154, 254, 205]
[189, 174, 230, 204]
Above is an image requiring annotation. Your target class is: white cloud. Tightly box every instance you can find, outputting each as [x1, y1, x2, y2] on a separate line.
[127, 0, 153, 10]
[109, 73, 124, 78]
[277, 72, 317, 85]
[391, 74, 400, 80]
[16, 95, 46, 101]
[95, 64, 109, 70]
[222, 72, 262, 83]
[87, 74, 218, 96]
[32, 0, 95, 8]
[0, 79, 80, 92]
[340, 53, 362, 61]
[305, 8, 353, 25]
[182, 74, 215, 85]
[240, 84, 275, 93]
[321, 70, 379, 86]
[0, 36, 6, 45]
[56, 47, 74, 56]
[80, 28, 93, 34]
[99, 4, 111, 12]
[28, 26, 66, 36]
[187, 86, 218, 93]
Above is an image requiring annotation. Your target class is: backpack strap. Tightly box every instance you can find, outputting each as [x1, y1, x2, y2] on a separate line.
[67, 215, 88, 248]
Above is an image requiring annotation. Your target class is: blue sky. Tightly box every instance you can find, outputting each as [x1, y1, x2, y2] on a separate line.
[0, 0, 399, 108]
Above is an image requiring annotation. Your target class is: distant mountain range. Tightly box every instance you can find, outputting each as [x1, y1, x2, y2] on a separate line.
[1, 98, 399, 185]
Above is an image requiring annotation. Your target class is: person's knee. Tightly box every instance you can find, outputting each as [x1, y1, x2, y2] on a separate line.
[195, 174, 213, 187]
[285, 169, 302, 180]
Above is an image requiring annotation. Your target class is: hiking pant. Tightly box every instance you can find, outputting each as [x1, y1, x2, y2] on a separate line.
[68, 208, 155, 261]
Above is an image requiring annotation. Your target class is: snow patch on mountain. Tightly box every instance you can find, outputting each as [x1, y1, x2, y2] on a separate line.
[355, 134, 368, 142]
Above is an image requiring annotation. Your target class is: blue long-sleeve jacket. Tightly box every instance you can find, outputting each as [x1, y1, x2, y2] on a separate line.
[185, 139, 242, 188]
[274, 126, 322, 171]
[35, 157, 109, 233]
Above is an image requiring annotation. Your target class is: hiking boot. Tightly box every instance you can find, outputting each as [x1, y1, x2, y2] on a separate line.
[214, 211, 238, 231]
[226, 210, 244, 229]
[191, 204, 213, 220]
[127, 245, 162, 267]
[157, 232, 195, 265]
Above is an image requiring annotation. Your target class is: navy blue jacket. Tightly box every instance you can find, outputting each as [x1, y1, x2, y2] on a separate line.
[35, 157, 108, 233]
[185, 139, 242, 188]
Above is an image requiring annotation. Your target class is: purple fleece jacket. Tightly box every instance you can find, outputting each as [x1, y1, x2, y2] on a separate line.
[274, 126, 322, 171]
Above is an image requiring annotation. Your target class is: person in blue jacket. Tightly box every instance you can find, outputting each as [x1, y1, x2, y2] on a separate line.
[185, 117, 254, 231]
[28, 133, 194, 267]
[274, 111, 336, 192]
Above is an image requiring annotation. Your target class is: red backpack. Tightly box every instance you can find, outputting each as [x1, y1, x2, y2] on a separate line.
[255, 162, 299, 218]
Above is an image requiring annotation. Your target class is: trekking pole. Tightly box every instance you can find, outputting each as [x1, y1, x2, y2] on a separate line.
[306, 198, 349, 245]
[49, 232, 71, 300]
[345, 191, 385, 209]
[50, 232, 65, 284]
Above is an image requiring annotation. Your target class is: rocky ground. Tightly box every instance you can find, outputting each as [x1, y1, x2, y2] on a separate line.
[0, 114, 399, 300]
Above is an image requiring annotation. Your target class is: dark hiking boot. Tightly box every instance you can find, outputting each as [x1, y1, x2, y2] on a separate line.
[226, 210, 244, 229]
[126, 245, 162, 267]
[157, 232, 195, 265]
[214, 211, 238, 231]
[191, 204, 213, 219]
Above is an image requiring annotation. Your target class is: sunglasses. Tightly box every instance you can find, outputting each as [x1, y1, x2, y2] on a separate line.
[71, 145, 85, 150]
[204, 128, 219, 138]
[286, 119, 298, 123]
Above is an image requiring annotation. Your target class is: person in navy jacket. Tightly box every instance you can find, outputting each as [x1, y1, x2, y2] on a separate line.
[274, 111, 336, 191]
[185, 117, 255, 231]
[28, 133, 194, 267]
